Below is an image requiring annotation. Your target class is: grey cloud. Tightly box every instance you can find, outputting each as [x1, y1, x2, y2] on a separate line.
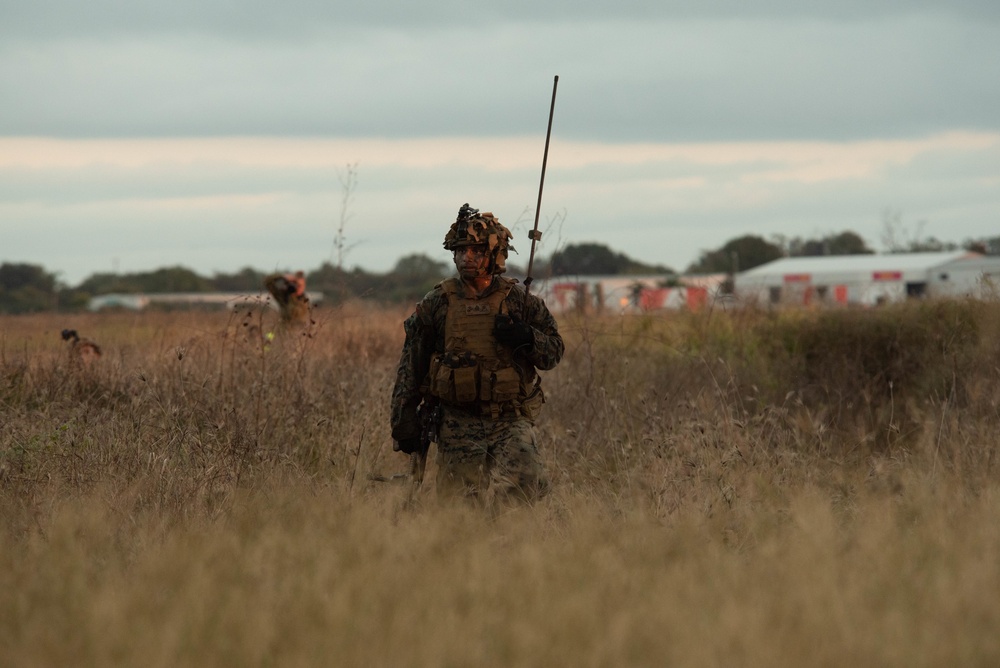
[0, 165, 341, 206]
[2, 1, 999, 41]
[2, 17, 998, 142]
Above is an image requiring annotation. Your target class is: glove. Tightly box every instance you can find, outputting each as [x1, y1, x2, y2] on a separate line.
[394, 437, 422, 454]
[493, 314, 534, 349]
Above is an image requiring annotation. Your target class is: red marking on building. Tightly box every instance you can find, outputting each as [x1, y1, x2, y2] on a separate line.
[783, 273, 811, 283]
[872, 271, 902, 281]
[639, 288, 669, 311]
[686, 287, 708, 311]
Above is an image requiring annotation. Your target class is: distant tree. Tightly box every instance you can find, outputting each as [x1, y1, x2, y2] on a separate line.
[786, 231, 874, 256]
[0, 262, 58, 313]
[687, 235, 784, 274]
[904, 237, 959, 253]
[76, 272, 139, 295]
[137, 266, 212, 292]
[391, 254, 449, 281]
[879, 208, 959, 253]
[212, 267, 266, 292]
[56, 288, 92, 311]
[551, 243, 624, 275]
[550, 243, 673, 276]
[370, 254, 448, 302]
[76, 266, 211, 294]
[826, 231, 874, 255]
[964, 236, 1000, 255]
[306, 262, 361, 303]
[0, 263, 55, 292]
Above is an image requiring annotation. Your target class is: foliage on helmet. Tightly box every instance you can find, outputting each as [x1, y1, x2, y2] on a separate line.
[443, 203, 516, 275]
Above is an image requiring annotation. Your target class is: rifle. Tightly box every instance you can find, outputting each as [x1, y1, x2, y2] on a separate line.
[524, 74, 559, 295]
[407, 399, 441, 504]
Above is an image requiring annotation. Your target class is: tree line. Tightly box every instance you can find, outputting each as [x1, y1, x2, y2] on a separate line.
[2, 229, 998, 314]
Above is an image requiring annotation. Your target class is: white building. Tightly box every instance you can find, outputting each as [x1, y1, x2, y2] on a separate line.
[88, 291, 324, 312]
[530, 274, 728, 314]
[735, 252, 1000, 307]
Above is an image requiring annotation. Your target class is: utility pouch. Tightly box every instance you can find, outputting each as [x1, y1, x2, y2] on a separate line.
[429, 356, 455, 403]
[519, 386, 545, 422]
[453, 365, 479, 403]
[490, 366, 521, 403]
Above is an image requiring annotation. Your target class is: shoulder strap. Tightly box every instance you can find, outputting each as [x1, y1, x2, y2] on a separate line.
[439, 277, 463, 296]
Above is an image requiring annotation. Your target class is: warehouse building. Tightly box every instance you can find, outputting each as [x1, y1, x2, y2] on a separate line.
[735, 251, 1000, 307]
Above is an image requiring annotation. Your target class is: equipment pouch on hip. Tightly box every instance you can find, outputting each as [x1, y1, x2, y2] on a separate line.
[520, 386, 545, 422]
[490, 366, 521, 403]
[453, 366, 479, 403]
[430, 357, 455, 403]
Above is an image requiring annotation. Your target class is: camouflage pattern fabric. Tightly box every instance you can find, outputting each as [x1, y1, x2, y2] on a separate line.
[391, 275, 564, 504]
[435, 404, 548, 506]
[442, 206, 516, 275]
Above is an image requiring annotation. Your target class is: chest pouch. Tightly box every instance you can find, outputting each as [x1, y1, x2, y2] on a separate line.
[453, 365, 479, 403]
[484, 366, 521, 403]
[428, 353, 481, 404]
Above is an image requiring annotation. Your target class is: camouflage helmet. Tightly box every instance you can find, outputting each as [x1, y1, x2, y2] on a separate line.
[443, 203, 516, 275]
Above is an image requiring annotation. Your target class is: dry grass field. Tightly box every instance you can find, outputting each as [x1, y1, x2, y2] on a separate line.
[2, 299, 999, 667]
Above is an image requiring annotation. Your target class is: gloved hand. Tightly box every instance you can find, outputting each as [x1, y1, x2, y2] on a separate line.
[394, 437, 422, 454]
[493, 314, 534, 349]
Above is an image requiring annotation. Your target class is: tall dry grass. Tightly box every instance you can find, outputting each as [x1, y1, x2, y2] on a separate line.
[1, 299, 999, 666]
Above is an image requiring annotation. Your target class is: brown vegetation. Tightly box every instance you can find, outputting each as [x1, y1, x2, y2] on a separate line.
[2, 299, 999, 666]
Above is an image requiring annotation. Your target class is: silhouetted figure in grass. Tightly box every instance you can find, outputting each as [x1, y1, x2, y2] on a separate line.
[264, 271, 312, 329]
[61, 329, 102, 366]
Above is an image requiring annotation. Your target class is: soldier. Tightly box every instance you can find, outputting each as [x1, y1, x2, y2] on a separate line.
[390, 204, 564, 508]
[264, 270, 311, 328]
[61, 329, 102, 366]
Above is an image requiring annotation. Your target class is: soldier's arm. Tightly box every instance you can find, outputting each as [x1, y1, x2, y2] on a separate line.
[519, 293, 564, 371]
[390, 297, 439, 441]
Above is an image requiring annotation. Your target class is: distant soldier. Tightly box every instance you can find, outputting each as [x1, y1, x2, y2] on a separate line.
[61, 329, 102, 366]
[390, 204, 564, 509]
[264, 270, 311, 327]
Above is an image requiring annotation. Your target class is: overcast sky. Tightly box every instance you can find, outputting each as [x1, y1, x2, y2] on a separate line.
[2, 1, 999, 286]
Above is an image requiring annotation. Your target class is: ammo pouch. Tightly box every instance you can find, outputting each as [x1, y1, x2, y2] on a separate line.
[485, 366, 521, 403]
[427, 354, 525, 406]
[429, 353, 480, 404]
[429, 355, 457, 403]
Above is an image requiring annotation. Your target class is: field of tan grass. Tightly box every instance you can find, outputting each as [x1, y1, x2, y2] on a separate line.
[2, 300, 999, 666]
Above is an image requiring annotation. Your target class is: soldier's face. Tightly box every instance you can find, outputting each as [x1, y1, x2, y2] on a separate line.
[454, 245, 490, 279]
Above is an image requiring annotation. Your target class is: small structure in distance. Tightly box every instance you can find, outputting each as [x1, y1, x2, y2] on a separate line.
[88, 291, 325, 312]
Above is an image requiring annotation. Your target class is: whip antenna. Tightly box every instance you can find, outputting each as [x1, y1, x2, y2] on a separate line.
[524, 75, 559, 294]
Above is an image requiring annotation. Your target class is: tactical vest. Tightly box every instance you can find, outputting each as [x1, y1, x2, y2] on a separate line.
[425, 277, 541, 418]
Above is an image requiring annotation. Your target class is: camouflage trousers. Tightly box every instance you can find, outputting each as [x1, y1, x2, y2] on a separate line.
[435, 404, 549, 507]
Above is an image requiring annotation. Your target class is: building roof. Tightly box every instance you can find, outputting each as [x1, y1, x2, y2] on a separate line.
[739, 251, 977, 279]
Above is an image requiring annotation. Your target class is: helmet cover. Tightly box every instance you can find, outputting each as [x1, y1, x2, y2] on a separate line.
[443, 203, 516, 275]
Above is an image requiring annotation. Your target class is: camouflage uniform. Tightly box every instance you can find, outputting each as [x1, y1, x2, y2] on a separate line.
[390, 206, 564, 506]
